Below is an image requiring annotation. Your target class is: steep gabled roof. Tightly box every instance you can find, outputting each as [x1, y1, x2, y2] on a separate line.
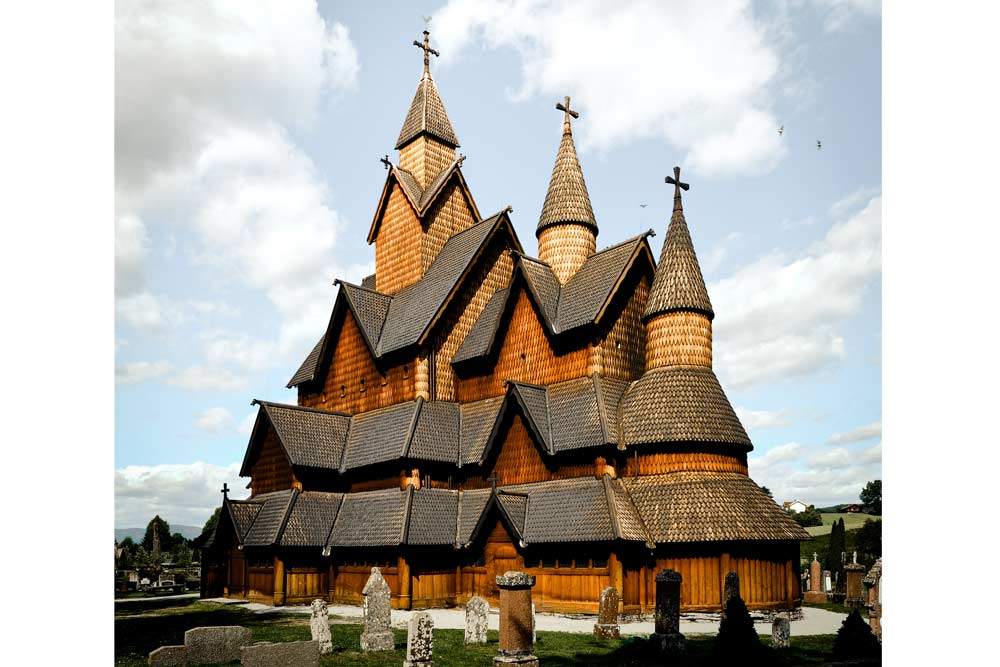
[396, 72, 459, 150]
[279, 491, 343, 547]
[367, 158, 480, 243]
[242, 490, 297, 547]
[290, 210, 522, 388]
[453, 233, 655, 368]
[240, 401, 351, 476]
[644, 188, 714, 321]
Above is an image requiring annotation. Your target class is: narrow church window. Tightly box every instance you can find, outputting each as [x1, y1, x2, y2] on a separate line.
[403, 364, 410, 378]
[339, 384, 346, 398]
[360, 377, 366, 393]
[380, 374, 388, 386]
[592, 556, 608, 569]
[542, 556, 556, 569]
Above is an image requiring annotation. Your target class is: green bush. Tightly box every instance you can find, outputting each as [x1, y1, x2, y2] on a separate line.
[791, 507, 823, 527]
[855, 519, 882, 567]
[833, 609, 880, 658]
[715, 595, 761, 657]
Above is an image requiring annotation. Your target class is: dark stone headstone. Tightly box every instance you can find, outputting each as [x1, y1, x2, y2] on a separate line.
[494, 571, 538, 667]
[184, 626, 252, 665]
[652, 569, 685, 655]
[240, 640, 320, 666]
[772, 614, 791, 648]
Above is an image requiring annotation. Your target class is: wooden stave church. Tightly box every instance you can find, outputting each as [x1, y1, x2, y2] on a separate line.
[200, 31, 810, 614]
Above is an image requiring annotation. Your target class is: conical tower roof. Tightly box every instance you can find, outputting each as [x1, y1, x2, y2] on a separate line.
[644, 168, 714, 321]
[537, 98, 597, 237]
[395, 35, 459, 150]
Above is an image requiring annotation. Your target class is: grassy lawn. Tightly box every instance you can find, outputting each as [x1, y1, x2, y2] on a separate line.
[115, 601, 852, 666]
[805, 513, 879, 537]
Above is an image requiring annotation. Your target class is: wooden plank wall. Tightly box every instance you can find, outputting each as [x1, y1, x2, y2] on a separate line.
[250, 430, 297, 495]
[285, 564, 329, 604]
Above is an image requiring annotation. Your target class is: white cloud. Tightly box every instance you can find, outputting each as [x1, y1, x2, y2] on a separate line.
[810, 447, 852, 468]
[115, 361, 172, 385]
[828, 420, 881, 444]
[168, 366, 248, 392]
[735, 406, 791, 431]
[204, 333, 276, 372]
[115, 214, 148, 297]
[711, 194, 881, 388]
[434, 0, 785, 175]
[116, 292, 183, 333]
[860, 442, 882, 465]
[748, 441, 802, 471]
[115, 462, 243, 528]
[195, 407, 236, 433]
[816, 0, 881, 32]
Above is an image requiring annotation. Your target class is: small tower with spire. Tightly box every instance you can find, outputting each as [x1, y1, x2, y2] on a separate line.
[643, 166, 715, 369]
[396, 29, 459, 188]
[536, 96, 598, 283]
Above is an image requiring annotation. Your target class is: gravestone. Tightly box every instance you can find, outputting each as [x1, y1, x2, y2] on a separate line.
[465, 596, 489, 644]
[844, 553, 866, 609]
[184, 626, 252, 665]
[148, 645, 186, 667]
[863, 558, 883, 642]
[531, 602, 536, 644]
[309, 599, 333, 654]
[360, 567, 395, 652]
[494, 571, 538, 667]
[823, 570, 832, 592]
[771, 614, 791, 648]
[593, 586, 621, 639]
[404, 611, 434, 667]
[804, 553, 827, 603]
[652, 569, 685, 655]
[240, 640, 320, 666]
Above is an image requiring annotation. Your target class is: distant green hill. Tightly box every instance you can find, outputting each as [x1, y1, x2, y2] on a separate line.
[804, 512, 878, 536]
[115, 524, 203, 543]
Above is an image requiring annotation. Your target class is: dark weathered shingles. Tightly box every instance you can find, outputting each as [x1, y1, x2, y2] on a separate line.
[496, 492, 527, 539]
[287, 336, 323, 387]
[340, 282, 391, 349]
[378, 216, 499, 354]
[396, 75, 459, 149]
[509, 383, 550, 451]
[456, 488, 493, 546]
[261, 403, 350, 471]
[328, 488, 408, 547]
[547, 376, 604, 453]
[502, 477, 615, 543]
[243, 490, 296, 547]
[279, 492, 343, 547]
[341, 401, 420, 471]
[558, 237, 644, 331]
[537, 117, 596, 234]
[596, 376, 630, 446]
[407, 488, 459, 545]
[518, 257, 560, 326]
[459, 396, 505, 465]
[618, 366, 751, 449]
[409, 401, 460, 463]
[452, 288, 510, 364]
[624, 472, 810, 543]
[227, 501, 263, 543]
[644, 201, 714, 320]
[606, 478, 651, 543]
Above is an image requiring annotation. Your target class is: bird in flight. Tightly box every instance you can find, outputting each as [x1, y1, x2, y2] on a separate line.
[639, 203, 648, 209]
[817, 139, 822, 150]
[778, 125, 784, 137]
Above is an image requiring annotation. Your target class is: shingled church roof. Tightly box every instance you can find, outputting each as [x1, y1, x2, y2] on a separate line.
[537, 100, 596, 236]
[395, 70, 459, 149]
[644, 181, 714, 321]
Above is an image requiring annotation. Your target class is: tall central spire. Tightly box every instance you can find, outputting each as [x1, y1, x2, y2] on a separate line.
[536, 96, 598, 283]
[396, 30, 459, 153]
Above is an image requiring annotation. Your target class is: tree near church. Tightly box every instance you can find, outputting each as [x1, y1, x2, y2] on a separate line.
[860, 480, 881, 515]
[142, 515, 173, 556]
[825, 518, 847, 585]
[761, 486, 773, 498]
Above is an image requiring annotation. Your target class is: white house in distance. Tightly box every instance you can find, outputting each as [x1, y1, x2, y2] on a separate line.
[783, 500, 809, 513]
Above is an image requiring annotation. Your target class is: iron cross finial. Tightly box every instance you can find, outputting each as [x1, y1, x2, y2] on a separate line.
[487, 472, 500, 491]
[380, 154, 391, 170]
[555, 96, 579, 130]
[665, 166, 690, 199]
[413, 30, 440, 76]
[221, 482, 229, 499]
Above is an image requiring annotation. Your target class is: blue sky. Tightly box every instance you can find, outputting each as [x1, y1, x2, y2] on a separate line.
[114, 0, 881, 528]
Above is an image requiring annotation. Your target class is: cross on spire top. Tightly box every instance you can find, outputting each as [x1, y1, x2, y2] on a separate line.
[665, 166, 689, 209]
[555, 96, 579, 132]
[413, 30, 440, 77]
[221, 482, 229, 499]
[487, 472, 500, 491]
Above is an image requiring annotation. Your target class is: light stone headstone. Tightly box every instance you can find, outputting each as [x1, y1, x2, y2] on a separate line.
[360, 567, 395, 652]
[771, 614, 791, 649]
[184, 626, 253, 665]
[531, 602, 536, 644]
[465, 596, 489, 645]
[593, 587, 621, 639]
[240, 640, 320, 667]
[309, 599, 333, 654]
[404, 611, 434, 667]
[148, 645, 187, 667]
[823, 570, 832, 593]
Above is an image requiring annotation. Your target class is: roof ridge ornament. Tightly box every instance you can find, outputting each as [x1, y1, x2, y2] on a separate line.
[413, 29, 440, 79]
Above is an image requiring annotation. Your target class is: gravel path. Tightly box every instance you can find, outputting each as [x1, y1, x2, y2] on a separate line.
[204, 599, 848, 636]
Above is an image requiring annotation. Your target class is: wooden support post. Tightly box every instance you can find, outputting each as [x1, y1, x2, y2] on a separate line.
[609, 550, 624, 612]
[398, 553, 412, 610]
[273, 554, 286, 606]
[639, 560, 648, 613]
